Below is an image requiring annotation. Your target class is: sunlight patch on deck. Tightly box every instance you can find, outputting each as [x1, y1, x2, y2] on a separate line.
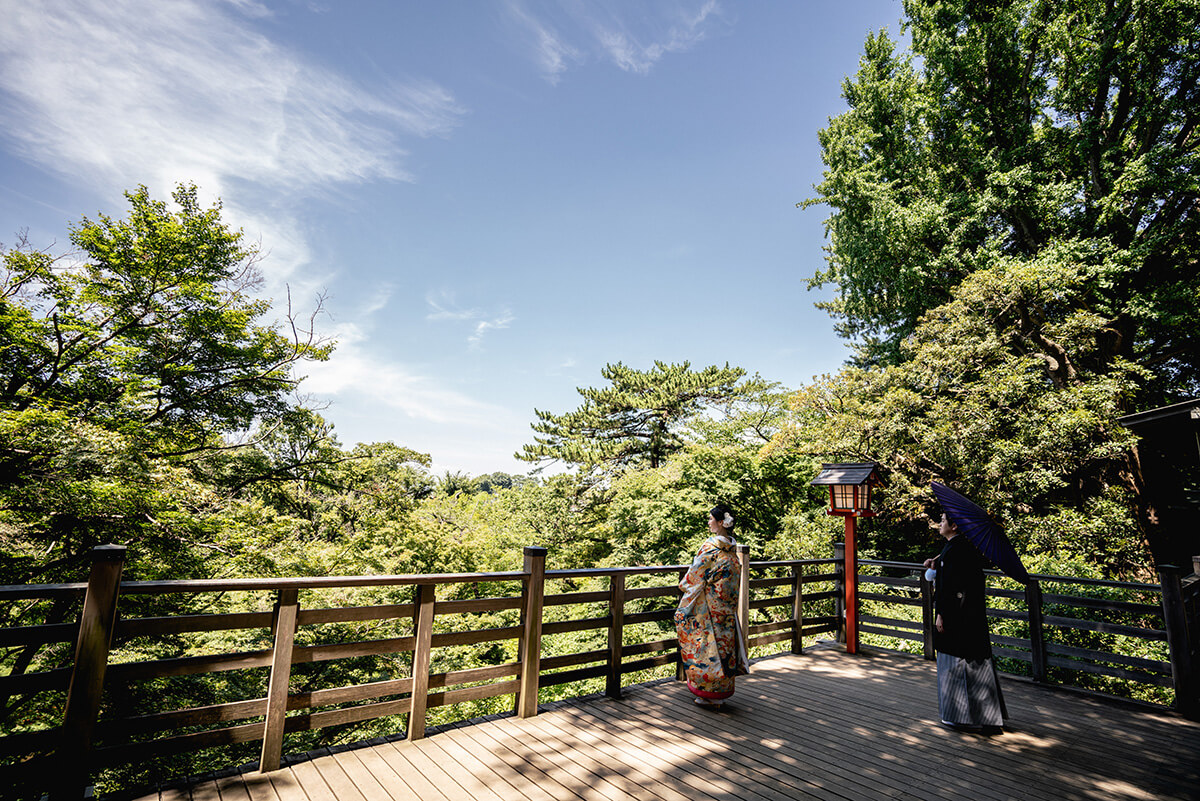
[1089, 778, 1168, 800]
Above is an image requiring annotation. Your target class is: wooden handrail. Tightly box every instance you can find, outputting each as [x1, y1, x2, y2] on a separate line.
[5, 542, 1196, 800]
[117, 571, 530, 595]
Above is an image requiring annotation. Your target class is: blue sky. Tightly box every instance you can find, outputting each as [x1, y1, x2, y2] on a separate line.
[0, 0, 903, 475]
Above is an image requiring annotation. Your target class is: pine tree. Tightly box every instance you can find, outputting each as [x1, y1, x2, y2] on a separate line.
[518, 361, 749, 471]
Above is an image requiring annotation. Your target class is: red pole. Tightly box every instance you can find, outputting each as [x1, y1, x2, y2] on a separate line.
[844, 515, 858, 654]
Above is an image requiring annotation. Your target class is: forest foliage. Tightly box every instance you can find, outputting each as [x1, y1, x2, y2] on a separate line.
[789, 0, 1199, 571]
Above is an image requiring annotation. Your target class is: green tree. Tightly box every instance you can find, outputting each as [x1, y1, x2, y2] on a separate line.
[807, 0, 1200, 398]
[2, 185, 332, 452]
[473, 471, 530, 494]
[517, 361, 752, 472]
[675, 379, 820, 552]
[772, 266, 1146, 573]
[0, 184, 332, 582]
[204, 412, 432, 541]
[794, 0, 1200, 573]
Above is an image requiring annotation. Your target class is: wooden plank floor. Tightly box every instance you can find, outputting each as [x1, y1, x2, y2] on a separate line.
[134, 646, 1200, 801]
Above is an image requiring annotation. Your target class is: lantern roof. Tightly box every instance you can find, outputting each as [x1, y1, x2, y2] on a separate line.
[810, 462, 882, 487]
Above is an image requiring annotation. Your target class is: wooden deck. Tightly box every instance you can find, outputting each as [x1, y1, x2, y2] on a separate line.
[136, 646, 1200, 801]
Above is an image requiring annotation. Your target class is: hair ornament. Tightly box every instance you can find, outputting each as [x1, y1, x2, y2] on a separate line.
[723, 513, 734, 528]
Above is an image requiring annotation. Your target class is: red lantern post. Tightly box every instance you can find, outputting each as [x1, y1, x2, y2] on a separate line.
[811, 464, 881, 655]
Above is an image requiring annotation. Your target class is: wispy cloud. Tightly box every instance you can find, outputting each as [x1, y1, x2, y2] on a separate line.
[425, 291, 481, 322]
[301, 318, 502, 427]
[467, 312, 516, 349]
[219, 0, 272, 20]
[0, 0, 465, 287]
[593, 0, 721, 74]
[426, 291, 514, 349]
[505, 0, 581, 85]
[505, 0, 725, 81]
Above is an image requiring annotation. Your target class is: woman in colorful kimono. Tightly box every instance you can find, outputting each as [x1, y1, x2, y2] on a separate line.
[675, 504, 749, 707]
[923, 512, 1005, 732]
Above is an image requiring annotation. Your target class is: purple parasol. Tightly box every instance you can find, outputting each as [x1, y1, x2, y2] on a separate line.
[932, 482, 1031, 584]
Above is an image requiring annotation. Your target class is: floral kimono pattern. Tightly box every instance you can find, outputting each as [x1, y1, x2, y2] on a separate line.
[675, 534, 747, 699]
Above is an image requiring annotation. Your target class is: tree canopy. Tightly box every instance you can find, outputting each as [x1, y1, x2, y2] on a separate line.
[517, 361, 753, 471]
[790, 0, 1200, 572]
[0, 185, 334, 583]
[3, 185, 333, 450]
[807, 0, 1200, 404]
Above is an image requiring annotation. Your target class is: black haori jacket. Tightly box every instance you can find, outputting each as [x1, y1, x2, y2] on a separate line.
[933, 535, 993, 662]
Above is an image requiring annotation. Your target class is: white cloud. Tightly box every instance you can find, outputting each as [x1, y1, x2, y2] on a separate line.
[426, 290, 514, 349]
[301, 320, 502, 427]
[0, 0, 465, 290]
[505, 0, 724, 81]
[467, 311, 516, 350]
[505, 0, 581, 85]
[0, 1, 464, 192]
[592, 0, 720, 74]
[425, 290, 480, 322]
[220, 0, 273, 20]
[360, 286, 394, 317]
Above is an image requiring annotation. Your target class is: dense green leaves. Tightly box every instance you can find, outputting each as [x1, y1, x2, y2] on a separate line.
[3, 185, 333, 450]
[808, 0, 1200, 395]
[0, 185, 337, 585]
[789, 0, 1199, 572]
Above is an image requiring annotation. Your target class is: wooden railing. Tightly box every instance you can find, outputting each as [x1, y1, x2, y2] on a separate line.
[4, 542, 1196, 801]
[0, 545, 840, 800]
[852, 554, 1200, 718]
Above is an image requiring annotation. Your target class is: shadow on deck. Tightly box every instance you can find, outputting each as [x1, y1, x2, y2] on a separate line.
[136, 646, 1200, 801]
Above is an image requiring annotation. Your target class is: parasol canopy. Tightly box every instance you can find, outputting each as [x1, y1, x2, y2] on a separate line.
[932, 482, 1031, 584]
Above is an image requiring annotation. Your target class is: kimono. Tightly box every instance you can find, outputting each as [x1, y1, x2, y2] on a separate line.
[933, 534, 1005, 728]
[675, 534, 748, 700]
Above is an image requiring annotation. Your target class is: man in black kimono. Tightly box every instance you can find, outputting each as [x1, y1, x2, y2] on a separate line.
[924, 514, 1006, 733]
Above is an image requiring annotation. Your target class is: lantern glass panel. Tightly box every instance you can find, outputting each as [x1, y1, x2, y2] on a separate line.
[831, 485, 855, 511]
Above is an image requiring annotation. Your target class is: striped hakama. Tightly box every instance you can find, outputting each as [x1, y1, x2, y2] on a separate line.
[937, 652, 1005, 728]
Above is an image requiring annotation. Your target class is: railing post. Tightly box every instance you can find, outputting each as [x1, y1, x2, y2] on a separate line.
[832, 542, 846, 645]
[515, 546, 546, 718]
[408, 582, 436, 739]
[736, 544, 750, 651]
[259, 588, 299, 772]
[920, 570, 935, 661]
[1025, 579, 1047, 683]
[1158, 564, 1198, 719]
[606, 572, 625, 698]
[53, 544, 126, 801]
[791, 564, 804, 655]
